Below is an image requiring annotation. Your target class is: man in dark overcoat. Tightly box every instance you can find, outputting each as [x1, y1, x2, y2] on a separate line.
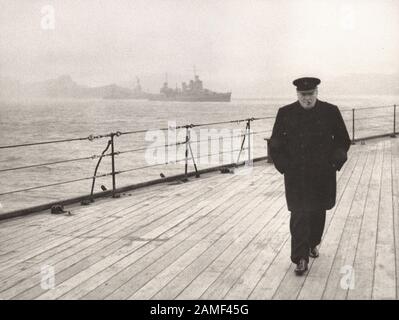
[269, 77, 351, 275]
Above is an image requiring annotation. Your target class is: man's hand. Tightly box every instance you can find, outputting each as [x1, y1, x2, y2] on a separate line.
[331, 148, 348, 171]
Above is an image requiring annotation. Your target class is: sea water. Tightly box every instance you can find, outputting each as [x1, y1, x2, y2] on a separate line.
[0, 95, 398, 213]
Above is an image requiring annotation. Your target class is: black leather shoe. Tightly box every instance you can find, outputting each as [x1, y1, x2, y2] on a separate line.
[309, 246, 319, 258]
[294, 258, 308, 276]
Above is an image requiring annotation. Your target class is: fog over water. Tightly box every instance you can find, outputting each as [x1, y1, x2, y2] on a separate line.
[0, 0, 398, 97]
[0, 0, 398, 213]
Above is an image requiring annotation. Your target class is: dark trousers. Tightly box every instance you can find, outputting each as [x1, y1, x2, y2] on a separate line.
[289, 209, 326, 264]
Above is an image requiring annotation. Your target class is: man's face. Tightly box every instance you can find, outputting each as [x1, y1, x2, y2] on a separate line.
[297, 89, 318, 109]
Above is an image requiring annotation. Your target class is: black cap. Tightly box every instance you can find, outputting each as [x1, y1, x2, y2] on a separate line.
[293, 77, 321, 91]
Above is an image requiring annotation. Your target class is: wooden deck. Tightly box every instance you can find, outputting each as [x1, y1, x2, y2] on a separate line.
[0, 137, 398, 300]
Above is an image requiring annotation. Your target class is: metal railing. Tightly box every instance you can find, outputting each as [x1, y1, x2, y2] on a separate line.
[0, 104, 397, 219]
[340, 104, 397, 143]
[0, 116, 275, 219]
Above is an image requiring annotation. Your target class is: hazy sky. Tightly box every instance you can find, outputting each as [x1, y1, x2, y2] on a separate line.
[1, 0, 398, 96]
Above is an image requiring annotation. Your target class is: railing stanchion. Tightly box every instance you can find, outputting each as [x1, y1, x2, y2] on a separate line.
[392, 104, 397, 138]
[236, 121, 247, 165]
[4, 108, 399, 216]
[247, 119, 252, 165]
[184, 126, 189, 181]
[351, 108, 356, 144]
[110, 132, 117, 197]
[187, 128, 200, 178]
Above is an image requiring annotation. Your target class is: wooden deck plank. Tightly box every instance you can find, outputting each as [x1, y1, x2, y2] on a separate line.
[392, 139, 399, 297]
[372, 140, 397, 299]
[224, 220, 290, 300]
[11, 238, 123, 299]
[79, 173, 274, 299]
[0, 237, 110, 299]
[0, 167, 228, 242]
[347, 142, 384, 299]
[317, 149, 369, 300]
[4, 168, 258, 299]
[321, 146, 375, 299]
[103, 170, 274, 300]
[18, 171, 236, 298]
[0, 183, 166, 238]
[0, 172, 215, 243]
[149, 185, 285, 299]
[36, 239, 153, 299]
[128, 193, 284, 300]
[0, 187, 168, 260]
[79, 178, 274, 298]
[0, 216, 116, 257]
[248, 232, 291, 299]
[0, 170, 245, 298]
[296, 146, 365, 299]
[71, 170, 247, 240]
[183, 197, 288, 299]
[32, 166, 270, 299]
[0, 236, 89, 284]
[0, 182, 181, 276]
[0, 235, 78, 274]
[0, 138, 398, 300]
[54, 169, 273, 299]
[0, 169, 238, 277]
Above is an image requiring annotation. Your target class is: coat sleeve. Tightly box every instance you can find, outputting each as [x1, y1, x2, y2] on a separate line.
[331, 105, 351, 171]
[269, 108, 289, 174]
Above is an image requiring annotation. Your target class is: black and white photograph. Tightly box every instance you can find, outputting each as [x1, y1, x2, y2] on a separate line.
[0, 0, 398, 307]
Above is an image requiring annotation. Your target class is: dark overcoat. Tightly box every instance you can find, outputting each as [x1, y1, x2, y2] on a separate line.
[269, 99, 351, 211]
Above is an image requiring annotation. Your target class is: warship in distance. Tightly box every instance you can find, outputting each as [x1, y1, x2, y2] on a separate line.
[103, 77, 149, 100]
[148, 73, 232, 102]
